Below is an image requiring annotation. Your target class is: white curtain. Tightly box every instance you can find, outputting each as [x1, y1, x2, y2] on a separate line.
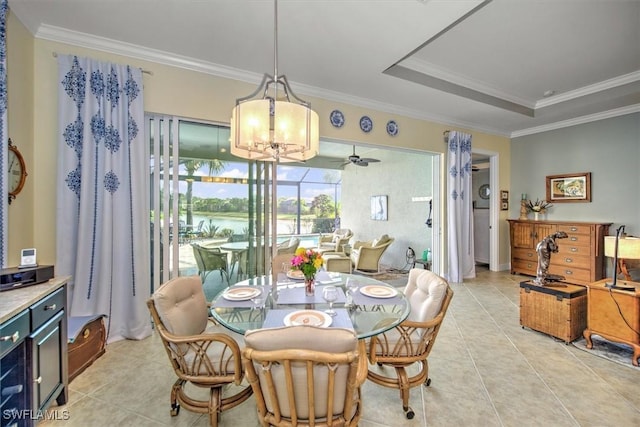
[0, 0, 8, 267]
[447, 131, 475, 282]
[56, 55, 151, 342]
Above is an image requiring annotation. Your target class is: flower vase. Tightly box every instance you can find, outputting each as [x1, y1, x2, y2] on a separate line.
[534, 212, 539, 221]
[305, 277, 315, 296]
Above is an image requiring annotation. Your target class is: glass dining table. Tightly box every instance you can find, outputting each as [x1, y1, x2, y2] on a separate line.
[210, 272, 409, 339]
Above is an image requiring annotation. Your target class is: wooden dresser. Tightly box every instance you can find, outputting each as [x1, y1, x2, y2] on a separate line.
[507, 219, 611, 285]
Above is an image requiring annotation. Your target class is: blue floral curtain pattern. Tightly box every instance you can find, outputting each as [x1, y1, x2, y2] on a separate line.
[447, 130, 475, 282]
[57, 55, 150, 342]
[0, 0, 8, 268]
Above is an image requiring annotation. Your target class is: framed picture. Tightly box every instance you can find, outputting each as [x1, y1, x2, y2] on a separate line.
[546, 172, 591, 203]
[371, 195, 388, 221]
[501, 201, 509, 210]
[500, 190, 509, 200]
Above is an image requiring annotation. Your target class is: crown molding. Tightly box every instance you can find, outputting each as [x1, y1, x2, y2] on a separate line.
[535, 70, 640, 109]
[400, 57, 535, 108]
[510, 104, 640, 138]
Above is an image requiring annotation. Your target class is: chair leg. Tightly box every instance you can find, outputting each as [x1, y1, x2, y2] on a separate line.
[208, 387, 221, 427]
[170, 379, 185, 416]
[395, 366, 415, 419]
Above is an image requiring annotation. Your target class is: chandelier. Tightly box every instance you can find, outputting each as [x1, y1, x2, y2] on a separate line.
[230, 0, 319, 162]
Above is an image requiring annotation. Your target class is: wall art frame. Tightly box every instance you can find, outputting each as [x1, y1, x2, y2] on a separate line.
[370, 195, 388, 221]
[546, 172, 591, 203]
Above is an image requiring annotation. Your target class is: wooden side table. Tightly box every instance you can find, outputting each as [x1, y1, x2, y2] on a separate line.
[583, 279, 640, 366]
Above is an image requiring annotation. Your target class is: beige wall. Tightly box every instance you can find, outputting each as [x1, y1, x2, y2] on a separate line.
[7, 15, 511, 270]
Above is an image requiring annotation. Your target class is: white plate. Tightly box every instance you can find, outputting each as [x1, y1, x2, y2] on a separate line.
[284, 310, 332, 327]
[222, 287, 262, 301]
[286, 270, 305, 280]
[359, 285, 398, 298]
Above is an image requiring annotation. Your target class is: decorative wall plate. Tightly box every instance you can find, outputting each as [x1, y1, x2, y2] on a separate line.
[359, 116, 373, 133]
[386, 120, 399, 136]
[329, 110, 345, 128]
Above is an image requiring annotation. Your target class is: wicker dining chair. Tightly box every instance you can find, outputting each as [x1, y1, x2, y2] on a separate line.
[243, 325, 366, 427]
[147, 275, 252, 427]
[367, 268, 453, 419]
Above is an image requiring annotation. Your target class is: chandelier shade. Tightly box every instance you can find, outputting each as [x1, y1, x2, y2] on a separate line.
[229, 0, 319, 163]
[230, 92, 319, 162]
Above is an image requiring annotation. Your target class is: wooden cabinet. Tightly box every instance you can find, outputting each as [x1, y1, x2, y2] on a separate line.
[508, 220, 611, 285]
[583, 279, 640, 366]
[0, 279, 68, 426]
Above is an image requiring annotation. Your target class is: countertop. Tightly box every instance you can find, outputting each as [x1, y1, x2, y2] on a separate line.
[0, 276, 70, 324]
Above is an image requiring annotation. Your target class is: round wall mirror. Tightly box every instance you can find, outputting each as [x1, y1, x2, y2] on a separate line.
[479, 184, 490, 199]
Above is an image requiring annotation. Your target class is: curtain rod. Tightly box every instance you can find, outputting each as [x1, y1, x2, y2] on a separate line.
[52, 52, 153, 75]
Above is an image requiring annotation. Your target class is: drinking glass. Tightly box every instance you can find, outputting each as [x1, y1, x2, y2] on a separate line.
[322, 285, 338, 316]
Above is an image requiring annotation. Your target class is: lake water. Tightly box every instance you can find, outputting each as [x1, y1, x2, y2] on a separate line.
[190, 214, 316, 236]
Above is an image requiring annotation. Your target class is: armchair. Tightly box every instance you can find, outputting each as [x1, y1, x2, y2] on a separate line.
[318, 228, 353, 253]
[350, 234, 394, 274]
[367, 269, 453, 419]
[243, 325, 365, 427]
[191, 243, 230, 285]
[276, 237, 300, 255]
[147, 276, 253, 426]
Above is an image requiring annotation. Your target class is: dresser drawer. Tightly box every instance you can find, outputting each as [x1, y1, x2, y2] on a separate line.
[562, 233, 592, 247]
[550, 254, 591, 270]
[557, 244, 591, 257]
[0, 309, 29, 357]
[512, 248, 537, 261]
[557, 224, 592, 235]
[30, 288, 65, 331]
[512, 259, 537, 275]
[548, 265, 591, 283]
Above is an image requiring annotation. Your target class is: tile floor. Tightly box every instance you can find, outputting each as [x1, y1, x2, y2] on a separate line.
[40, 267, 640, 426]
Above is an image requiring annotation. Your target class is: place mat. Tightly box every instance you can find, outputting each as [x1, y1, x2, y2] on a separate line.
[213, 286, 268, 308]
[263, 308, 353, 330]
[276, 285, 346, 305]
[352, 287, 403, 305]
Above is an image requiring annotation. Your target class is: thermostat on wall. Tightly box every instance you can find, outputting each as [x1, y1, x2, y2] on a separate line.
[19, 248, 37, 268]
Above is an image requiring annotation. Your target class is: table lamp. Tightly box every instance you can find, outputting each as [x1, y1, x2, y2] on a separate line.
[603, 225, 640, 290]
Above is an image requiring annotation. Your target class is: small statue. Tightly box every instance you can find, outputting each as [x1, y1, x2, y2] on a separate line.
[534, 231, 568, 286]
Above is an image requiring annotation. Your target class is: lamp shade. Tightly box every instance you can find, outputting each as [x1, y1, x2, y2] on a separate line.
[230, 98, 319, 162]
[604, 236, 640, 259]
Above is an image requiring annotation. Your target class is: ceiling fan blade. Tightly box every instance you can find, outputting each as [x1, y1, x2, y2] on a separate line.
[359, 158, 380, 163]
[357, 161, 369, 167]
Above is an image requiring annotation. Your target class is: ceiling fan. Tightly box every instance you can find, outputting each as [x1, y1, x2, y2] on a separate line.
[342, 146, 381, 167]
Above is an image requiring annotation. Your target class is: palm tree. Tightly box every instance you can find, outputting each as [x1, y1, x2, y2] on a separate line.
[182, 159, 225, 226]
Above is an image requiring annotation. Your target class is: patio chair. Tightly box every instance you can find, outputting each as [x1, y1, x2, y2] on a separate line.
[318, 228, 353, 253]
[147, 276, 253, 427]
[276, 237, 300, 255]
[191, 243, 230, 285]
[350, 234, 394, 274]
[367, 269, 453, 419]
[243, 325, 366, 427]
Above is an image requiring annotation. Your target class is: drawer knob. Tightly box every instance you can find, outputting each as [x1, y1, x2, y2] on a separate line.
[0, 331, 19, 342]
[570, 248, 577, 252]
[565, 258, 573, 263]
[570, 237, 577, 241]
[565, 270, 573, 275]
[570, 227, 578, 231]
[44, 304, 57, 311]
